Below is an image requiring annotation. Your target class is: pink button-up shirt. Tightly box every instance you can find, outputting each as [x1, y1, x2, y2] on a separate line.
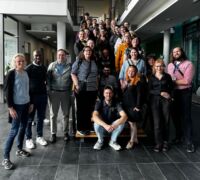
[167, 60, 194, 90]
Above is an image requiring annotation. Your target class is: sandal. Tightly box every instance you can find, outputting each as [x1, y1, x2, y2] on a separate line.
[126, 141, 134, 149]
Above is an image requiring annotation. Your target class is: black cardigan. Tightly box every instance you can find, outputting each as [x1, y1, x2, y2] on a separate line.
[4, 69, 33, 108]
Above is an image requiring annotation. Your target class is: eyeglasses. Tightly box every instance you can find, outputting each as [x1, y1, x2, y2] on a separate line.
[84, 49, 92, 52]
[155, 65, 164, 68]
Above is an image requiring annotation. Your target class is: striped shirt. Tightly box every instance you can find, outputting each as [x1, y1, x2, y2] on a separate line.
[72, 59, 98, 91]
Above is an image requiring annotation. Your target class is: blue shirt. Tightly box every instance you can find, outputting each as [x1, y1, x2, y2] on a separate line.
[119, 59, 146, 80]
[13, 71, 30, 104]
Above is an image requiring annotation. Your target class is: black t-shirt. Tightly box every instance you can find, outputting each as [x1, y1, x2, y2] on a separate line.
[94, 99, 123, 124]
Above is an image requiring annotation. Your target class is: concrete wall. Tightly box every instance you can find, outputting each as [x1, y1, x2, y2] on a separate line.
[18, 22, 56, 66]
[78, 0, 109, 19]
[0, 0, 67, 16]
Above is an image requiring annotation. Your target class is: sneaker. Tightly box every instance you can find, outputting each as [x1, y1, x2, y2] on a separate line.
[26, 139, 35, 149]
[16, 149, 30, 157]
[2, 159, 14, 170]
[77, 131, 85, 136]
[93, 141, 103, 150]
[49, 134, 56, 143]
[64, 133, 69, 141]
[162, 142, 169, 152]
[153, 144, 162, 152]
[186, 143, 195, 153]
[36, 137, 48, 146]
[109, 141, 121, 151]
[44, 119, 50, 125]
[32, 121, 36, 126]
[77, 130, 90, 136]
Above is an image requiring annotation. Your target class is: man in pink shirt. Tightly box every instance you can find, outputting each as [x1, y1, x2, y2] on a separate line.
[167, 47, 195, 153]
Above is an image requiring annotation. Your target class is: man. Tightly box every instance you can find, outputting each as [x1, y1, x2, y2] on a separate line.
[92, 85, 127, 151]
[47, 49, 72, 143]
[99, 66, 118, 99]
[167, 47, 195, 153]
[25, 50, 48, 149]
[74, 30, 86, 57]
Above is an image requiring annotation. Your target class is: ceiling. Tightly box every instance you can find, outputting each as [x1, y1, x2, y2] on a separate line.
[122, 0, 200, 41]
[10, 0, 200, 46]
[11, 15, 71, 48]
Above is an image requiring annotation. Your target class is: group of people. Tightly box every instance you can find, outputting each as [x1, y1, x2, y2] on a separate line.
[2, 12, 195, 170]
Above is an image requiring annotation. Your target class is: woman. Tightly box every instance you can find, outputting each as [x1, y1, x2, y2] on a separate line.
[122, 65, 141, 149]
[119, 47, 146, 92]
[124, 36, 145, 61]
[148, 59, 173, 152]
[2, 53, 33, 170]
[71, 46, 98, 135]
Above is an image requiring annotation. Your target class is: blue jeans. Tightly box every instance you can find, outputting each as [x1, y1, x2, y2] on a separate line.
[26, 94, 47, 139]
[94, 121, 125, 143]
[4, 103, 29, 159]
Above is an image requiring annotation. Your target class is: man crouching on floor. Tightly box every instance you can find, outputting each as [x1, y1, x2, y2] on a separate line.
[92, 85, 127, 151]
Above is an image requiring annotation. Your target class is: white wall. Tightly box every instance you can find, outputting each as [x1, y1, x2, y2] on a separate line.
[18, 22, 56, 66]
[0, 0, 67, 16]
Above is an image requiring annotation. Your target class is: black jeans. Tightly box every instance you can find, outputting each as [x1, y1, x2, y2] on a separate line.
[75, 91, 97, 131]
[151, 96, 171, 145]
[172, 88, 193, 144]
[26, 94, 47, 139]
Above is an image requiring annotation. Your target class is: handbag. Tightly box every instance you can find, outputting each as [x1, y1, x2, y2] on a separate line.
[78, 80, 87, 92]
[77, 61, 91, 93]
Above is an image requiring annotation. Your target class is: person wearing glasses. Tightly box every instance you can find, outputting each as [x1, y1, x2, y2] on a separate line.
[2, 53, 33, 170]
[148, 59, 173, 152]
[71, 46, 98, 136]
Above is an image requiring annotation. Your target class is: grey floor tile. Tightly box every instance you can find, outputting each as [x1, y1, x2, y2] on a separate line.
[129, 145, 153, 163]
[145, 147, 171, 163]
[99, 164, 121, 180]
[194, 162, 200, 170]
[119, 164, 144, 180]
[158, 163, 187, 180]
[78, 164, 99, 180]
[79, 148, 98, 164]
[0, 168, 13, 180]
[96, 148, 116, 163]
[176, 163, 200, 180]
[40, 148, 63, 165]
[32, 165, 58, 180]
[137, 163, 166, 180]
[163, 148, 189, 162]
[9, 166, 38, 180]
[19, 148, 46, 166]
[61, 147, 79, 164]
[55, 164, 78, 180]
[97, 147, 136, 164]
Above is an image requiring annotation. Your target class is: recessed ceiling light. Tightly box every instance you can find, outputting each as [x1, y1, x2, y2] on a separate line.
[165, 18, 171, 21]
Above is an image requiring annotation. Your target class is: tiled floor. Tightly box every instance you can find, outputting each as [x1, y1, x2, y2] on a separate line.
[0, 103, 200, 180]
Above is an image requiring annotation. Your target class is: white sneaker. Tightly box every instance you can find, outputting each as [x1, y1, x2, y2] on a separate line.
[44, 119, 50, 125]
[109, 141, 121, 151]
[26, 139, 35, 149]
[93, 141, 103, 150]
[36, 137, 48, 146]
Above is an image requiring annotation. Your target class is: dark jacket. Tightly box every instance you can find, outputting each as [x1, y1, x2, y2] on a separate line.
[4, 69, 33, 108]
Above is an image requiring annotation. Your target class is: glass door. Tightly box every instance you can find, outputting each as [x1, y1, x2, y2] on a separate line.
[184, 21, 200, 91]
